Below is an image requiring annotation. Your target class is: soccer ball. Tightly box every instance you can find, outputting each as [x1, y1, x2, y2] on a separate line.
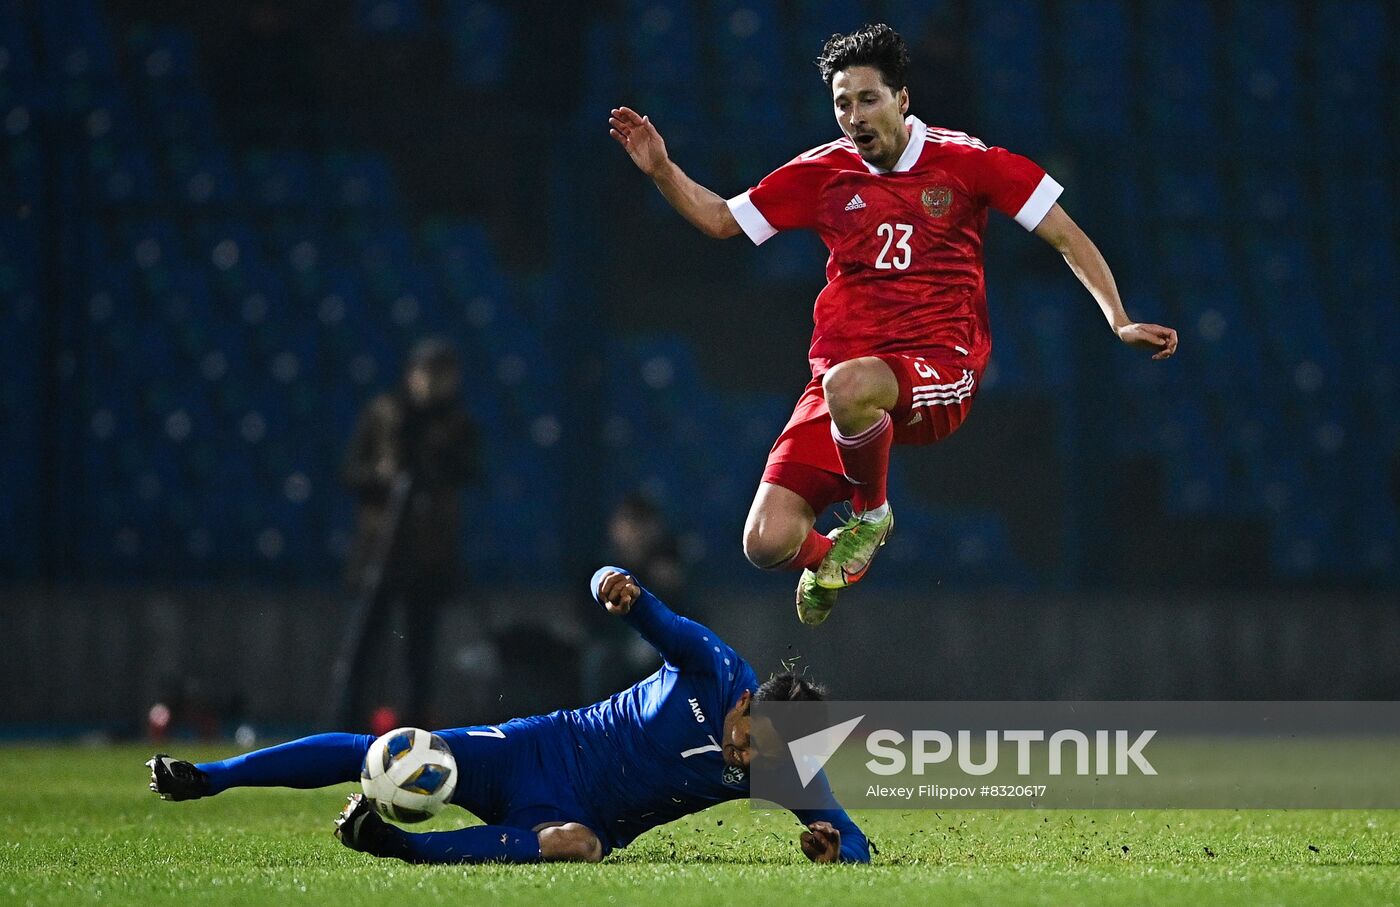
[360, 727, 458, 823]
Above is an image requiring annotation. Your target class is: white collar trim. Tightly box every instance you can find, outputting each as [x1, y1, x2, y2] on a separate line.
[863, 115, 926, 175]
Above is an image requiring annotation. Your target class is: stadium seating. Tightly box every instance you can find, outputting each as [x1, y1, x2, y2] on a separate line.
[1140, 0, 1218, 141]
[969, 0, 1048, 150]
[0, 0, 574, 581]
[443, 0, 511, 87]
[1, 0, 1394, 590]
[1055, 0, 1130, 140]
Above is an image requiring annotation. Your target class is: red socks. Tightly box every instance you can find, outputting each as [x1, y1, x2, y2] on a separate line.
[772, 410, 894, 572]
[783, 529, 834, 572]
[833, 411, 893, 513]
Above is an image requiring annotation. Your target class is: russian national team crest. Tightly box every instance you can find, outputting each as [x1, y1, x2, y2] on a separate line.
[921, 186, 953, 218]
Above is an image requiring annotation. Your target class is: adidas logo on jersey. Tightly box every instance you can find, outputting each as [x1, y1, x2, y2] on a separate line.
[844, 193, 867, 211]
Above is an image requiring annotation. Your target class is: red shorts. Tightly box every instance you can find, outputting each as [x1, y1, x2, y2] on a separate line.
[761, 350, 979, 513]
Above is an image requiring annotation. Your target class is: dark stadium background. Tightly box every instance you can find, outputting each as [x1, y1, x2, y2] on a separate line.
[2, 0, 1397, 737]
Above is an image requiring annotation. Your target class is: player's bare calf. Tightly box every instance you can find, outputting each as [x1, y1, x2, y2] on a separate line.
[742, 482, 818, 569]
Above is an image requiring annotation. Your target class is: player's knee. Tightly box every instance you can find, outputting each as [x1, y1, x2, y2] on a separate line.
[821, 361, 868, 419]
[743, 522, 799, 569]
[537, 823, 603, 863]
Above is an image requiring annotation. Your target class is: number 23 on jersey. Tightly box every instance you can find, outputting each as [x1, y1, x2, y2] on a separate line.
[874, 223, 913, 270]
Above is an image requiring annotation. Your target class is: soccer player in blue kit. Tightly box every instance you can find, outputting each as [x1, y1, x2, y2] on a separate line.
[148, 568, 870, 865]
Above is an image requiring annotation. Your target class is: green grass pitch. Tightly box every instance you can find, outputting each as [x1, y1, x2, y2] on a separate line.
[3, 744, 1399, 905]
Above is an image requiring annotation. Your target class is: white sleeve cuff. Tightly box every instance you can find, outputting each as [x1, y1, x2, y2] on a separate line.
[1013, 173, 1064, 231]
[726, 190, 778, 245]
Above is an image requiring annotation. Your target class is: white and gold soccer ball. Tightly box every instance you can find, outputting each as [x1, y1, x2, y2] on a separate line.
[360, 727, 458, 823]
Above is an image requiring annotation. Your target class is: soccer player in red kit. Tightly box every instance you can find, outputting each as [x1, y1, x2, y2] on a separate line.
[610, 24, 1177, 625]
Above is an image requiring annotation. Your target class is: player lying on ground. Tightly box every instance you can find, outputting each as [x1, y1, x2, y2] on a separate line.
[611, 24, 1178, 625]
[147, 568, 870, 865]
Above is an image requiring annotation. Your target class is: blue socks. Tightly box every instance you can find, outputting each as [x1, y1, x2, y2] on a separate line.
[379, 824, 543, 864]
[197, 733, 373, 795]
[195, 732, 545, 864]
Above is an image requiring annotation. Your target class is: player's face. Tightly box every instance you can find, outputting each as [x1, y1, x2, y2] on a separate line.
[831, 66, 910, 170]
[722, 693, 784, 769]
[721, 691, 755, 768]
[723, 715, 752, 768]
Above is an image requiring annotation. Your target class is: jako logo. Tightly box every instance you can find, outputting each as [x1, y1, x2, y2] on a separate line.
[688, 698, 706, 724]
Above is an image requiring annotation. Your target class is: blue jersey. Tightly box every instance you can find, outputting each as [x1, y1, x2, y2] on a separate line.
[200, 566, 870, 863]
[497, 567, 869, 861]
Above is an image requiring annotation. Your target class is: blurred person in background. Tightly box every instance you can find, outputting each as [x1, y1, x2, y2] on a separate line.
[579, 494, 686, 701]
[336, 337, 479, 729]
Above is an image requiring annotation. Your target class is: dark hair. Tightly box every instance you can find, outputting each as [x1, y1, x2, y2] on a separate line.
[753, 671, 828, 705]
[815, 23, 909, 90]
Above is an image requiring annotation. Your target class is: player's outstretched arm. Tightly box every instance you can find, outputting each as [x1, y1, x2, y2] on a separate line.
[792, 810, 871, 864]
[609, 106, 741, 239]
[595, 568, 642, 615]
[787, 766, 871, 864]
[591, 566, 729, 672]
[1034, 204, 1178, 361]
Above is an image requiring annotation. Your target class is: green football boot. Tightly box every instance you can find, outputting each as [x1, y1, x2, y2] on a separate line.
[796, 568, 839, 626]
[813, 507, 894, 590]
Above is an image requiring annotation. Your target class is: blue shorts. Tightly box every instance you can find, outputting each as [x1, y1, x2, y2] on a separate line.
[437, 717, 610, 855]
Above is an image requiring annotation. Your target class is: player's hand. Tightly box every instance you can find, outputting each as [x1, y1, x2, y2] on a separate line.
[1116, 322, 1178, 360]
[800, 820, 841, 864]
[609, 107, 669, 177]
[597, 570, 641, 615]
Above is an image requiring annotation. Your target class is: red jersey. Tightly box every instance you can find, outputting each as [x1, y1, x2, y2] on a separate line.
[726, 115, 1061, 376]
